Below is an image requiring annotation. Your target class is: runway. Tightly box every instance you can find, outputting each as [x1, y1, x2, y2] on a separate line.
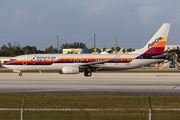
[0, 72, 180, 95]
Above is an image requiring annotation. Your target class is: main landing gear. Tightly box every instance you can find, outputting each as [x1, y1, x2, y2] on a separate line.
[84, 70, 92, 77]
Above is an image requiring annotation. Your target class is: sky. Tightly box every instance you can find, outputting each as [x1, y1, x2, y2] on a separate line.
[0, 0, 180, 50]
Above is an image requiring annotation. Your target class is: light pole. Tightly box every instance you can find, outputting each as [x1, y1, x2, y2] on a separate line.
[92, 34, 96, 53]
[57, 35, 59, 53]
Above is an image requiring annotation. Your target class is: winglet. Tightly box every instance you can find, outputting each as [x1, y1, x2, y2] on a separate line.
[113, 48, 123, 60]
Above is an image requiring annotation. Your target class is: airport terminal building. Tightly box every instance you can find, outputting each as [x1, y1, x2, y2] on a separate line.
[165, 45, 180, 51]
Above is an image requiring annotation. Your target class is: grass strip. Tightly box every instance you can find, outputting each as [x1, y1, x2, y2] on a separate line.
[0, 95, 180, 120]
[0, 94, 180, 108]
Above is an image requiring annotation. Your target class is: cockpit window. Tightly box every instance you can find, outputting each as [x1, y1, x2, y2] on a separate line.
[10, 59, 17, 61]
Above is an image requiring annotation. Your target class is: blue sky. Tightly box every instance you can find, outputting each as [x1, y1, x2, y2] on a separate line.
[0, 0, 180, 50]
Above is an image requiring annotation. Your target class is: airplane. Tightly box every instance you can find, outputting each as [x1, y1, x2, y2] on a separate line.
[3, 23, 173, 77]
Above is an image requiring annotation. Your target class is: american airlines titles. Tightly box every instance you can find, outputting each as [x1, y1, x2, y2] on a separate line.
[148, 37, 163, 49]
[35, 56, 56, 59]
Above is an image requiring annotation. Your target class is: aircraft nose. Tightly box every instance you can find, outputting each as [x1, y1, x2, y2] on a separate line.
[3, 61, 10, 66]
[3, 61, 8, 65]
[2, 61, 12, 69]
[3, 62, 7, 67]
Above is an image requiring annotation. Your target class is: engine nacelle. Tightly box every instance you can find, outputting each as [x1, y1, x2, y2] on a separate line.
[61, 65, 79, 74]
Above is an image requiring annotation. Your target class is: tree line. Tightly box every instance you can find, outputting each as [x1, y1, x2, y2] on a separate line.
[0, 41, 135, 57]
[0, 42, 88, 57]
[3, 42, 179, 62]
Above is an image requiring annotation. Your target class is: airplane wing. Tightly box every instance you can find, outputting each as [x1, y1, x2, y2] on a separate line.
[152, 52, 176, 59]
[80, 48, 123, 67]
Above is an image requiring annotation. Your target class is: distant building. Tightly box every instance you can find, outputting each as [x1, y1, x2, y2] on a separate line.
[165, 45, 180, 51]
[81, 49, 88, 54]
[100, 51, 109, 54]
[63, 48, 88, 54]
[62, 48, 142, 54]
[100, 49, 112, 53]
[100, 48, 139, 53]
[134, 49, 140, 51]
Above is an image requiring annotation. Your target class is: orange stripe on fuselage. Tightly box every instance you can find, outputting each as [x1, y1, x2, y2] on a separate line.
[59, 57, 136, 60]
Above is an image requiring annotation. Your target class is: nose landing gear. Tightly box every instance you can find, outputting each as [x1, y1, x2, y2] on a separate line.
[19, 73, 22, 77]
[13, 70, 22, 77]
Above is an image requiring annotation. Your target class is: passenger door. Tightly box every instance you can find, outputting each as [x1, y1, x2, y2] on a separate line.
[22, 58, 27, 65]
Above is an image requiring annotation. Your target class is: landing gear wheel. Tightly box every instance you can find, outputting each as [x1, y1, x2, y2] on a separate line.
[19, 73, 22, 77]
[84, 71, 92, 77]
[88, 71, 92, 76]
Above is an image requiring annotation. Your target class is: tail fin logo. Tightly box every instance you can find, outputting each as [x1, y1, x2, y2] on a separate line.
[148, 37, 163, 49]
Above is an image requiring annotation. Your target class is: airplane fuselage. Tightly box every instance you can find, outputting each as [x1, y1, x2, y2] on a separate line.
[4, 53, 163, 71]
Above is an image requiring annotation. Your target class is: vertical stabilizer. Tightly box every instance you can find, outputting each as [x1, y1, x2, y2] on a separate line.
[132, 23, 171, 55]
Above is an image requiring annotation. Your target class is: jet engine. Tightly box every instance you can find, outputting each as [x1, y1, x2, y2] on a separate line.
[61, 65, 79, 74]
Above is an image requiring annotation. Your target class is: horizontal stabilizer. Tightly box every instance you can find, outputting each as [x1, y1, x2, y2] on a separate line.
[152, 52, 176, 59]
